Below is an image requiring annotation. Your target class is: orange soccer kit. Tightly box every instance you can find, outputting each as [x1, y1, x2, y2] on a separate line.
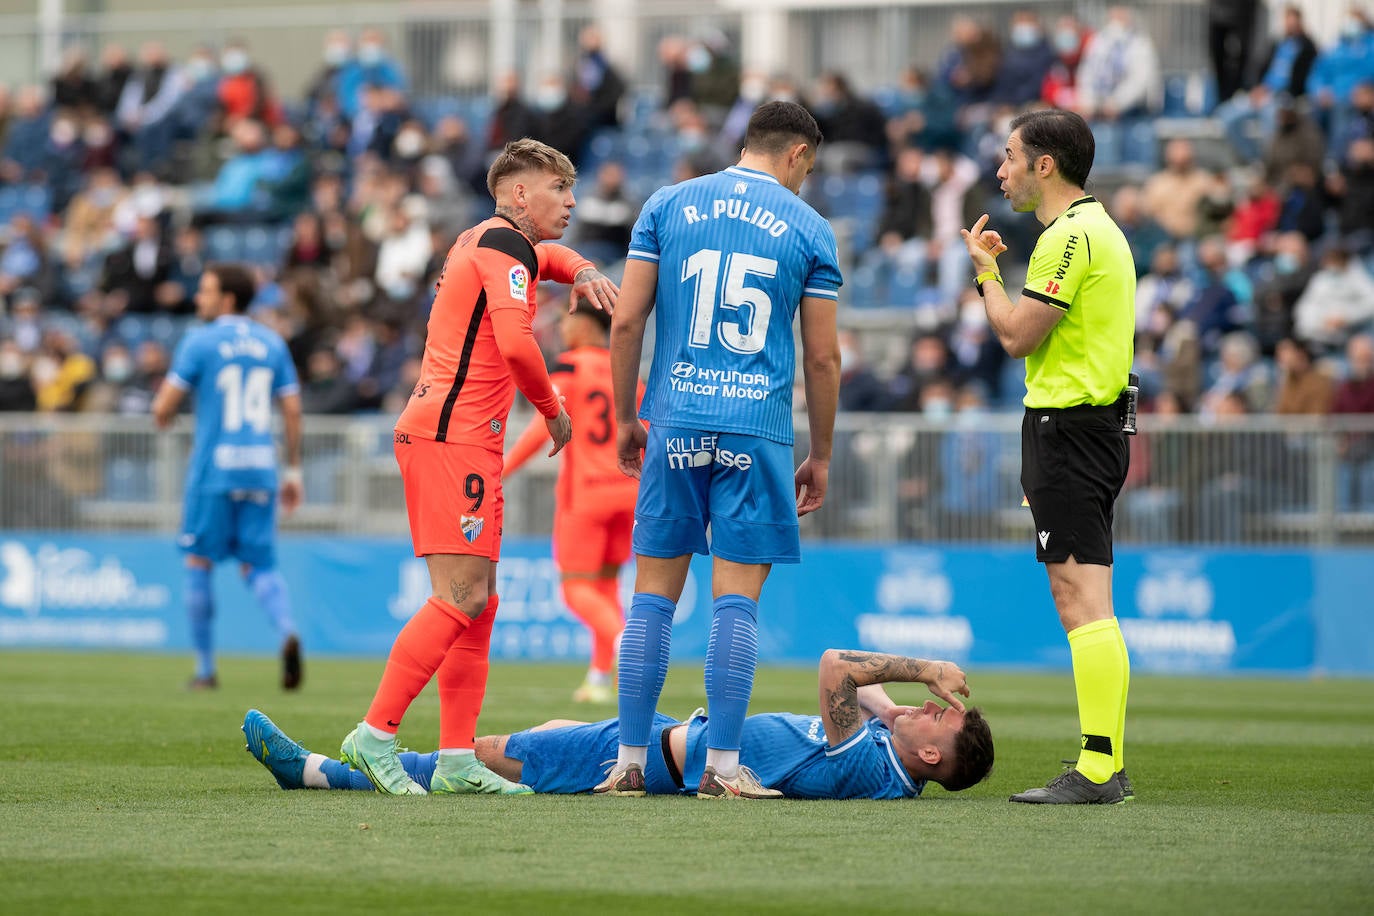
[366, 215, 592, 750]
[505, 346, 643, 674]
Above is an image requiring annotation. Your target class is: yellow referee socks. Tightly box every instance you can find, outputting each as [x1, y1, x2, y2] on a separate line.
[1115, 619, 1130, 774]
[1067, 618, 1129, 784]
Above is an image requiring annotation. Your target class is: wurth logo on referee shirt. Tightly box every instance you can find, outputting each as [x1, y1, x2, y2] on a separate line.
[1043, 280, 1061, 295]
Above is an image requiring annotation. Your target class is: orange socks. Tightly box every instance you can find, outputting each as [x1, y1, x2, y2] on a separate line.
[563, 578, 625, 673]
[364, 596, 472, 733]
[436, 595, 498, 750]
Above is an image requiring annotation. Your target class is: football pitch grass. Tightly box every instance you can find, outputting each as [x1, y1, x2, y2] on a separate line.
[1, 652, 1371, 915]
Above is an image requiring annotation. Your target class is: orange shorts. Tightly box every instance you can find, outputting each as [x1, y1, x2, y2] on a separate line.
[395, 433, 503, 560]
[552, 503, 634, 574]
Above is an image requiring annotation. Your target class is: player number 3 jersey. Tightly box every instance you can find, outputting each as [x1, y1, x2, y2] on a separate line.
[628, 166, 842, 445]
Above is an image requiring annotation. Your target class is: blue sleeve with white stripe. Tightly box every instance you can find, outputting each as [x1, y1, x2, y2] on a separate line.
[633, 167, 844, 445]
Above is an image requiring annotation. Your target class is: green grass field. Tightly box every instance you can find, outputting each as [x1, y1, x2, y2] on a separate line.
[1, 652, 1371, 915]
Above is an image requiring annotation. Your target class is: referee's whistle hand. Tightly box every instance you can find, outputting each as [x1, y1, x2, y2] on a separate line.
[961, 214, 1007, 270]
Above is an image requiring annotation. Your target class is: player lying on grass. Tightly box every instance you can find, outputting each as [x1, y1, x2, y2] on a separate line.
[244, 650, 994, 798]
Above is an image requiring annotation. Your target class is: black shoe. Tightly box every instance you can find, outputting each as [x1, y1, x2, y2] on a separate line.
[1011, 769, 1125, 805]
[1116, 768, 1134, 801]
[281, 635, 303, 690]
[187, 674, 219, 690]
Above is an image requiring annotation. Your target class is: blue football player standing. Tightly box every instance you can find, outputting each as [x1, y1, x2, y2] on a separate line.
[153, 263, 305, 691]
[601, 101, 843, 798]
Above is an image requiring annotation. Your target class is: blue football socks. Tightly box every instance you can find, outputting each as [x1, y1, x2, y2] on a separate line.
[185, 565, 215, 679]
[616, 593, 676, 749]
[704, 595, 759, 755]
[323, 751, 438, 791]
[247, 567, 297, 638]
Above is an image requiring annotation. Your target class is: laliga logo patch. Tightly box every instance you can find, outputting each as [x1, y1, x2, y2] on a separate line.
[509, 265, 529, 301]
[460, 515, 485, 543]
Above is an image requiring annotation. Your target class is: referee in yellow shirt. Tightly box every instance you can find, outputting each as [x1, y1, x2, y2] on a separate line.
[961, 108, 1134, 805]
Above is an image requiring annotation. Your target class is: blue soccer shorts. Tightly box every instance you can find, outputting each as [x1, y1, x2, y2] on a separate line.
[503, 712, 683, 794]
[632, 424, 800, 565]
[178, 489, 277, 568]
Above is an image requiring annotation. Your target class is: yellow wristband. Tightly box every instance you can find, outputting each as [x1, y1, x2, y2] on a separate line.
[974, 270, 1002, 296]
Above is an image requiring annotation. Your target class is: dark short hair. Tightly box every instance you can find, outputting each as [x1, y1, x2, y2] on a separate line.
[940, 706, 994, 792]
[744, 101, 823, 157]
[1009, 108, 1095, 190]
[570, 297, 612, 333]
[206, 262, 257, 313]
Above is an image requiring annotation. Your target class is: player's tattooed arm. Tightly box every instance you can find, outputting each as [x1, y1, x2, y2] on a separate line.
[817, 650, 971, 745]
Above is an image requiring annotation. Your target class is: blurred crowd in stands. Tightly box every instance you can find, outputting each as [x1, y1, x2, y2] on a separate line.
[1, 1, 1373, 441]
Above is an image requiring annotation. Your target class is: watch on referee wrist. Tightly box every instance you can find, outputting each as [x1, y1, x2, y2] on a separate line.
[974, 270, 1002, 297]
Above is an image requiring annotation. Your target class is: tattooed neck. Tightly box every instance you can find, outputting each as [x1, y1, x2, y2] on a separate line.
[495, 206, 540, 243]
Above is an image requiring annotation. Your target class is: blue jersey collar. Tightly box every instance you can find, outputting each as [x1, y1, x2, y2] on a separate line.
[724, 166, 780, 186]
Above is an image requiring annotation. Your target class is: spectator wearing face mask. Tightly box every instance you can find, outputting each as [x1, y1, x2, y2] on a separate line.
[41, 113, 89, 213]
[992, 10, 1057, 108]
[217, 40, 282, 128]
[1075, 6, 1160, 121]
[1293, 244, 1374, 353]
[1310, 7, 1374, 123]
[172, 47, 221, 149]
[1251, 232, 1314, 354]
[532, 73, 591, 165]
[1041, 14, 1091, 109]
[306, 30, 353, 120]
[336, 28, 407, 120]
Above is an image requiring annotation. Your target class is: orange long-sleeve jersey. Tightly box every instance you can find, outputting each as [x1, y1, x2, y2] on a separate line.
[395, 215, 592, 451]
[505, 345, 643, 514]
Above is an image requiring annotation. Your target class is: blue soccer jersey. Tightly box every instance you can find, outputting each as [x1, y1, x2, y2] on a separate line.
[167, 315, 299, 493]
[683, 712, 925, 800]
[628, 166, 842, 445]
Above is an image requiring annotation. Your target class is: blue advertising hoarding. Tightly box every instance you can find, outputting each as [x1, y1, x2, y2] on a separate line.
[0, 533, 1369, 676]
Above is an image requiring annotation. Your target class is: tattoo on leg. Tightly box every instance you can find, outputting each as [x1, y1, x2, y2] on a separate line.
[450, 579, 473, 608]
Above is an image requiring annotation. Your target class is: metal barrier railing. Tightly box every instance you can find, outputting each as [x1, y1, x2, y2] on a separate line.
[5, 410, 1373, 546]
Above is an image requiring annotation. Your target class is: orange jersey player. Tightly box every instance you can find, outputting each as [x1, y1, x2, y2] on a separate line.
[340, 139, 620, 796]
[505, 300, 644, 702]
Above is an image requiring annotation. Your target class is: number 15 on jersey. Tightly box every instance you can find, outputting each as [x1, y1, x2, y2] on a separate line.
[683, 248, 777, 356]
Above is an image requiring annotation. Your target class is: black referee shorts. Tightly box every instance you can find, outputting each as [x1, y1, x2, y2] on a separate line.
[1021, 405, 1129, 566]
